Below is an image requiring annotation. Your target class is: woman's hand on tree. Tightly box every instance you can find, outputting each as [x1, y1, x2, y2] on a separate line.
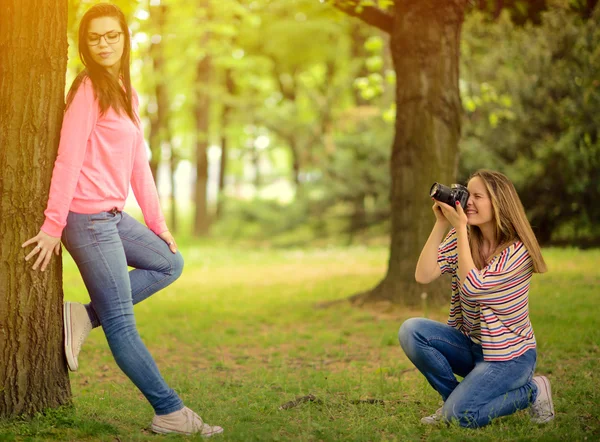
[158, 231, 178, 254]
[22, 230, 61, 271]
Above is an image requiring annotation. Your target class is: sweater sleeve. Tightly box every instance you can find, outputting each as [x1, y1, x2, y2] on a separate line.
[437, 228, 458, 275]
[130, 90, 168, 235]
[41, 79, 98, 237]
[461, 242, 533, 302]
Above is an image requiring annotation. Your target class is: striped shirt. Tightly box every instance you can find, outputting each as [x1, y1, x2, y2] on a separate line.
[437, 228, 536, 361]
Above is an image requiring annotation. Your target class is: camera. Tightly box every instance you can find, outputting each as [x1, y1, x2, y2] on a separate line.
[429, 182, 470, 208]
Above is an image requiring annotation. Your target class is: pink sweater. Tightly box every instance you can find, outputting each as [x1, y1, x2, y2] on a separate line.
[41, 78, 167, 237]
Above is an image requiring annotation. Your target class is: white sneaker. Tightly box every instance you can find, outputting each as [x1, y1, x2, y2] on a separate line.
[151, 406, 223, 437]
[63, 302, 92, 371]
[530, 376, 555, 424]
[421, 406, 444, 425]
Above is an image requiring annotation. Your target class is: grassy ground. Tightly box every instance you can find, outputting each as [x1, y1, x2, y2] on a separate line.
[1, 244, 599, 441]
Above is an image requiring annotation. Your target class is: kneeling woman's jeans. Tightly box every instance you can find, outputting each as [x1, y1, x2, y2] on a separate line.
[62, 210, 184, 415]
[399, 318, 538, 428]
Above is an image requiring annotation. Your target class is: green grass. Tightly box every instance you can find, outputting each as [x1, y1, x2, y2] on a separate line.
[1, 244, 599, 441]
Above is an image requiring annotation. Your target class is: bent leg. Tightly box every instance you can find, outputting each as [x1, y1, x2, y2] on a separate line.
[118, 212, 184, 305]
[443, 348, 537, 428]
[64, 213, 183, 415]
[399, 318, 475, 400]
[84, 211, 184, 328]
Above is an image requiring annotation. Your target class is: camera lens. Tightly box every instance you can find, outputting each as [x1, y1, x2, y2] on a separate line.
[429, 183, 440, 197]
[430, 182, 453, 206]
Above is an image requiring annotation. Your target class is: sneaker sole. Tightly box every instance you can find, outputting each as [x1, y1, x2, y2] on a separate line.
[63, 302, 78, 372]
[532, 376, 555, 424]
[151, 424, 223, 437]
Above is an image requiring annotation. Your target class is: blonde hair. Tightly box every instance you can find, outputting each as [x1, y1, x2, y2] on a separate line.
[468, 170, 547, 273]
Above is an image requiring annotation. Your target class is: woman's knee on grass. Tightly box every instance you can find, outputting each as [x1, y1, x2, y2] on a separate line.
[442, 397, 490, 428]
[398, 317, 426, 353]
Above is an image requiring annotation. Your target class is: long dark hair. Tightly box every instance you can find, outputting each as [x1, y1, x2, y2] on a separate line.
[66, 3, 137, 124]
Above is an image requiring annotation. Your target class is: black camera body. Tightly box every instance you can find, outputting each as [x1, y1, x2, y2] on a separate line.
[429, 183, 470, 208]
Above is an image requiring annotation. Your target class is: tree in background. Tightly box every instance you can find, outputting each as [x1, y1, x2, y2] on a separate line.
[146, 1, 179, 231]
[331, 0, 468, 305]
[0, 0, 71, 417]
[193, 1, 212, 235]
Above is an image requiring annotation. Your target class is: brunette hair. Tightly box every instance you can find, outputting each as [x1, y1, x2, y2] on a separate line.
[65, 3, 137, 124]
[468, 170, 547, 273]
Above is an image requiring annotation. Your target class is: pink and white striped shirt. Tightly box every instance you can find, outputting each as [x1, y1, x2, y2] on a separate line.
[41, 78, 167, 237]
[438, 228, 537, 361]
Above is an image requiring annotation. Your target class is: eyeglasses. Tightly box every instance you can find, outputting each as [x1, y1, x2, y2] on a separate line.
[87, 31, 124, 46]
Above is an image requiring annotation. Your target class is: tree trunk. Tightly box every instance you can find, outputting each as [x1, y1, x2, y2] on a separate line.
[352, 0, 466, 306]
[0, 0, 71, 417]
[148, 109, 160, 181]
[216, 69, 234, 220]
[273, 66, 303, 191]
[494, 0, 504, 19]
[148, 3, 170, 182]
[169, 140, 178, 233]
[290, 138, 301, 188]
[216, 132, 228, 220]
[252, 142, 262, 189]
[194, 13, 211, 236]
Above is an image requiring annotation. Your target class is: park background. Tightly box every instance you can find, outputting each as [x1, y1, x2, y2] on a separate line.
[0, 0, 599, 440]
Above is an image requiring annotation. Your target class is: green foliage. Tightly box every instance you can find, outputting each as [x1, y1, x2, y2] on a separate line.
[213, 197, 311, 240]
[212, 115, 393, 245]
[353, 35, 393, 102]
[64, 0, 397, 241]
[62, 0, 598, 248]
[461, 7, 600, 245]
[319, 116, 391, 213]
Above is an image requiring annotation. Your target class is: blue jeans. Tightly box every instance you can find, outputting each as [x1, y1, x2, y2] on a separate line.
[62, 210, 184, 415]
[399, 318, 538, 428]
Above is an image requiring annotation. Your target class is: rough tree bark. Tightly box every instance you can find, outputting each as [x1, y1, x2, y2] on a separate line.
[0, 0, 71, 417]
[334, 0, 467, 305]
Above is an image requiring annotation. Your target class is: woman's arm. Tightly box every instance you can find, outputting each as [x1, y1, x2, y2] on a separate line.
[435, 200, 476, 282]
[130, 144, 177, 254]
[128, 90, 177, 253]
[23, 78, 98, 271]
[415, 201, 450, 284]
[456, 225, 476, 283]
[130, 132, 169, 231]
[41, 79, 98, 237]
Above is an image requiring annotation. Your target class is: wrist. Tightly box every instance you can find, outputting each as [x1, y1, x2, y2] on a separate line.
[455, 224, 468, 234]
[434, 219, 450, 229]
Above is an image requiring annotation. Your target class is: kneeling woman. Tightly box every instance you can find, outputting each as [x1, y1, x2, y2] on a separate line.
[399, 170, 554, 428]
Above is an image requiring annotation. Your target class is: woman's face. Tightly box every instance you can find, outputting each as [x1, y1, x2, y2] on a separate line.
[465, 177, 494, 227]
[86, 16, 125, 75]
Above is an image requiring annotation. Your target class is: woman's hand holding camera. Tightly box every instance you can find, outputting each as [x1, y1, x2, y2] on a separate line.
[433, 199, 468, 230]
[432, 199, 450, 227]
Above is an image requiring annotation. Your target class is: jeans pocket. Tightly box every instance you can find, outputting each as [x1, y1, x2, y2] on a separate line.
[64, 212, 96, 249]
